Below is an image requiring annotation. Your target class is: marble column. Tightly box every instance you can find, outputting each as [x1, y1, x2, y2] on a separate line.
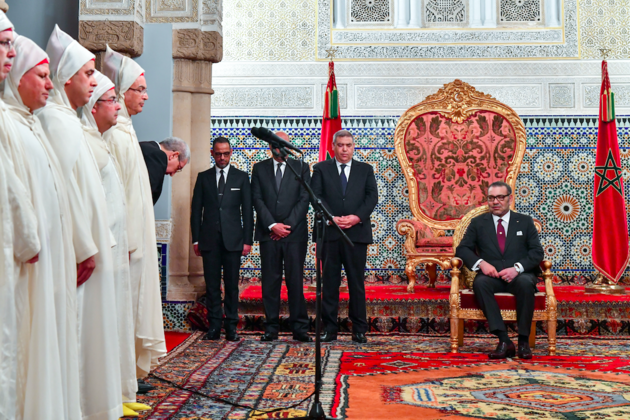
[482, 0, 497, 27]
[545, 0, 561, 27]
[167, 29, 222, 301]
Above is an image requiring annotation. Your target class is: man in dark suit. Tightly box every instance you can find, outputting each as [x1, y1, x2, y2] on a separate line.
[251, 132, 312, 343]
[191, 136, 253, 341]
[311, 130, 378, 343]
[455, 181, 544, 359]
[140, 137, 190, 204]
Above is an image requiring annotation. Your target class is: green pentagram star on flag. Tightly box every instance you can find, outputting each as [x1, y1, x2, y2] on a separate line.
[594, 149, 624, 197]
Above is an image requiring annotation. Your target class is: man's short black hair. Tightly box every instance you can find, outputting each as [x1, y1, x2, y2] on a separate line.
[488, 181, 512, 195]
[212, 136, 231, 148]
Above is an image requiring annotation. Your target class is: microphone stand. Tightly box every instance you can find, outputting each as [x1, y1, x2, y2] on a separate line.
[272, 146, 353, 420]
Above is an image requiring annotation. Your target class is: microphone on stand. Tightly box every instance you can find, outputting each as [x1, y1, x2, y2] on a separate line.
[251, 127, 303, 155]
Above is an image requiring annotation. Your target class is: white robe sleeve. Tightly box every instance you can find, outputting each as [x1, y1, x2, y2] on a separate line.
[4, 155, 40, 262]
[106, 130, 144, 255]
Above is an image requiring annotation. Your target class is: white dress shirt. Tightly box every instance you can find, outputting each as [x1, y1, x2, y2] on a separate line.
[216, 164, 230, 186]
[268, 160, 286, 230]
[472, 210, 524, 274]
[335, 158, 351, 180]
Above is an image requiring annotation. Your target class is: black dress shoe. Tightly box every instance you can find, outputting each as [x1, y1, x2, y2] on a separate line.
[489, 341, 516, 359]
[320, 331, 337, 342]
[292, 332, 313, 342]
[203, 329, 220, 340]
[225, 330, 240, 341]
[351, 332, 368, 344]
[260, 332, 278, 342]
[518, 342, 533, 359]
[137, 379, 155, 394]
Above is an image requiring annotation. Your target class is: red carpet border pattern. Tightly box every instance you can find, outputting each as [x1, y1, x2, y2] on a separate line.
[133, 333, 630, 419]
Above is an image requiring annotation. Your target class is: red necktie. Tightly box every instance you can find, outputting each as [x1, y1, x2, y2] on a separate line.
[497, 219, 506, 254]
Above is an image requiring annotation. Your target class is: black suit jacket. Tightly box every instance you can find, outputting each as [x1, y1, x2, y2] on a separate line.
[311, 158, 378, 244]
[455, 211, 544, 275]
[139, 141, 168, 205]
[251, 158, 311, 243]
[190, 166, 254, 252]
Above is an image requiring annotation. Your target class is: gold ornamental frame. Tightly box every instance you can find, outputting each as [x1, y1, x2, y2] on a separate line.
[394, 80, 528, 292]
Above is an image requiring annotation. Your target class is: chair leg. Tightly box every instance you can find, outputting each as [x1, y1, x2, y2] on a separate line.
[548, 319, 557, 356]
[426, 263, 437, 288]
[529, 322, 536, 349]
[458, 320, 464, 347]
[450, 317, 460, 353]
[406, 259, 418, 293]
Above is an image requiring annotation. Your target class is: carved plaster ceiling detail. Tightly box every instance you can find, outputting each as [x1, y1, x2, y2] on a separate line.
[223, 0, 316, 61]
[317, 0, 578, 59]
[349, 0, 392, 23]
[499, 0, 542, 22]
[212, 86, 315, 108]
[425, 0, 467, 23]
[549, 83, 575, 108]
[579, 0, 630, 59]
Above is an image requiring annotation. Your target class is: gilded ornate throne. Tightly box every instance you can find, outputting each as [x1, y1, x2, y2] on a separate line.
[395, 80, 527, 292]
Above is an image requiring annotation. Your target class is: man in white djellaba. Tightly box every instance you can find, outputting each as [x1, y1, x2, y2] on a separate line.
[103, 45, 166, 391]
[82, 70, 152, 417]
[3, 32, 82, 420]
[0, 22, 40, 419]
[36, 25, 123, 420]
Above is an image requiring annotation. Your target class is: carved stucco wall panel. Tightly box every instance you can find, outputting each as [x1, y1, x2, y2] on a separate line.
[550, 83, 575, 108]
[79, 20, 144, 57]
[172, 28, 223, 62]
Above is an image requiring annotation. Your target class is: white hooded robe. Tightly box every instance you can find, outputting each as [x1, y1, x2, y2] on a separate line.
[103, 45, 166, 378]
[36, 25, 123, 420]
[82, 70, 137, 402]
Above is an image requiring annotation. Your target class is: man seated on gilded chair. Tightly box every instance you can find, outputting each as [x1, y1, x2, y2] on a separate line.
[455, 181, 544, 360]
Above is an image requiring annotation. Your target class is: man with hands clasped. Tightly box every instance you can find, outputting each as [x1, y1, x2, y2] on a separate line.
[251, 132, 311, 343]
[311, 130, 378, 344]
[455, 181, 544, 360]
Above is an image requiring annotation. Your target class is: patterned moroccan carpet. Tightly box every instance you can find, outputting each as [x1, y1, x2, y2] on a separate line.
[135, 332, 630, 419]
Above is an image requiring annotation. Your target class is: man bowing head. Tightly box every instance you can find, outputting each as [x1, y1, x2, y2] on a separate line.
[37, 25, 124, 420]
[455, 181, 544, 360]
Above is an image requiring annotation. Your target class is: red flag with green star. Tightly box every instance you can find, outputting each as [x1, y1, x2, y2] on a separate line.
[592, 59, 629, 283]
[320, 61, 342, 161]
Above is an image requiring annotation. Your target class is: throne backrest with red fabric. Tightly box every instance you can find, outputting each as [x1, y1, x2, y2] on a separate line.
[394, 80, 527, 291]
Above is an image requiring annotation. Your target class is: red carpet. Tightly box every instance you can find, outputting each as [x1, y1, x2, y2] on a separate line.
[164, 331, 191, 352]
[240, 284, 630, 303]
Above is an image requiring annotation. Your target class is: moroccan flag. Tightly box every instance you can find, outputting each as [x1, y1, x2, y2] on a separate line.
[592, 60, 630, 283]
[320, 61, 342, 161]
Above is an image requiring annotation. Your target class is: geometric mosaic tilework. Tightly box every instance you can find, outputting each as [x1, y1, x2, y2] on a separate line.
[162, 301, 193, 332]
[158, 243, 168, 300]
[212, 115, 630, 282]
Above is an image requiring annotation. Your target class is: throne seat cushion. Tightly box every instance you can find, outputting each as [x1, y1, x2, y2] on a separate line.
[416, 236, 453, 247]
[460, 290, 547, 311]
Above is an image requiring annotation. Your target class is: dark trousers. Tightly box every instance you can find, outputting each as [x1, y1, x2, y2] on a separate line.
[201, 235, 242, 332]
[473, 273, 538, 336]
[321, 240, 368, 334]
[260, 240, 309, 335]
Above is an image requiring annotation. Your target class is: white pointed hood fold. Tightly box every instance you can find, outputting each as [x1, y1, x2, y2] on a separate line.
[0, 10, 14, 32]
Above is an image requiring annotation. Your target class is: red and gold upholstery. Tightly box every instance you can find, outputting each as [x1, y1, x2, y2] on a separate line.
[395, 80, 527, 292]
[449, 205, 558, 355]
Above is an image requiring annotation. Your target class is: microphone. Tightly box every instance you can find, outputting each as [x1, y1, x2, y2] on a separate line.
[250, 127, 303, 155]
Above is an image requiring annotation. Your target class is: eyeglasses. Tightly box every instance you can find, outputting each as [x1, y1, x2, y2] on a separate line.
[0, 40, 13, 51]
[128, 87, 147, 95]
[96, 97, 117, 104]
[213, 152, 231, 158]
[487, 194, 510, 202]
[176, 160, 185, 173]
